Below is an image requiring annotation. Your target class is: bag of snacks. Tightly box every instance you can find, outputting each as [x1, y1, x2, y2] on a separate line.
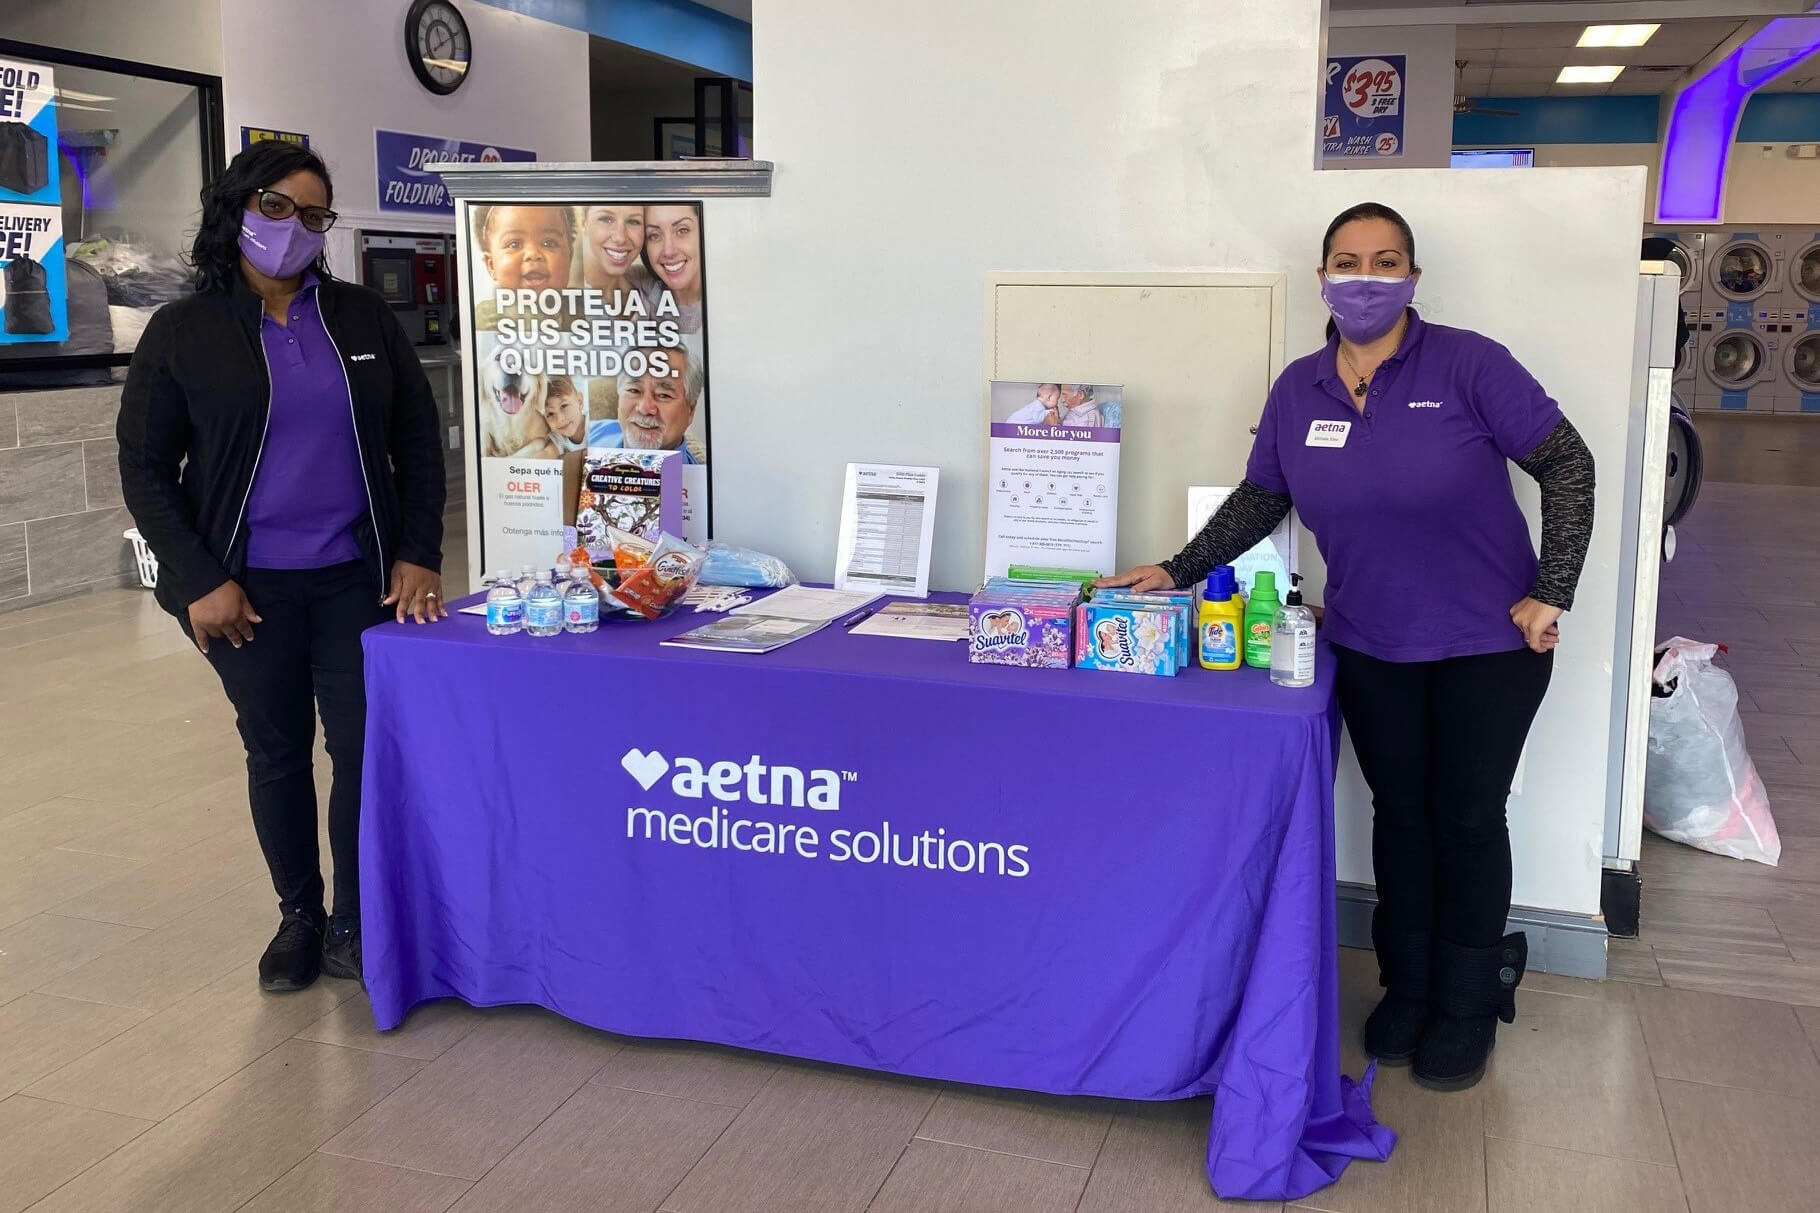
[601, 532, 705, 619]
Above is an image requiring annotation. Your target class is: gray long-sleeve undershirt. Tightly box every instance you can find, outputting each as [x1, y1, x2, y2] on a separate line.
[1158, 416, 1595, 611]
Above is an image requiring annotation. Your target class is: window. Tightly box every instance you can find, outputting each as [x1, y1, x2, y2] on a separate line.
[1451, 148, 1536, 169]
[0, 38, 223, 387]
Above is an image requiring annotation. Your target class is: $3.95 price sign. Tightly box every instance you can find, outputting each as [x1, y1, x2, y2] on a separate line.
[1323, 54, 1405, 159]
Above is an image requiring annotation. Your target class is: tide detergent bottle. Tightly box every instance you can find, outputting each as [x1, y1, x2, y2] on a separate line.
[1243, 570, 1280, 669]
[1198, 565, 1244, 671]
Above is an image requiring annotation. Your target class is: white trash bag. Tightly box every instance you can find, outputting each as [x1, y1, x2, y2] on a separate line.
[1643, 638, 1781, 865]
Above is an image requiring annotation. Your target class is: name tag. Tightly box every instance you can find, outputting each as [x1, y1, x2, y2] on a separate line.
[1306, 420, 1352, 448]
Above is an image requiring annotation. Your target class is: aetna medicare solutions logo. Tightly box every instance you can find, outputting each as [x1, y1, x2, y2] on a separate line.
[620, 746, 1033, 877]
[620, 747, 845, 811]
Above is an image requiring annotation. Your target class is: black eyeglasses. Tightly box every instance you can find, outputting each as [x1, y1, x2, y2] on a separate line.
[255, 189, 338, 233]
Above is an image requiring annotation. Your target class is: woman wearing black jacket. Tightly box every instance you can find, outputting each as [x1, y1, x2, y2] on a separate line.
[118, 142, 446, 992]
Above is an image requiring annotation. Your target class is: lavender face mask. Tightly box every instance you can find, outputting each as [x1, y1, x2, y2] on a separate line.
[1321, 274, 1416, 344]
[239, 209, 325, 279]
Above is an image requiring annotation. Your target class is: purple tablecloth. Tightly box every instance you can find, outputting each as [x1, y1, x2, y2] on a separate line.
[360, 592, 1394, 1200]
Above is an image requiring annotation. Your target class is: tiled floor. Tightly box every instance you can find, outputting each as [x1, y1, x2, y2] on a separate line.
[2, 422, 1819, 1211]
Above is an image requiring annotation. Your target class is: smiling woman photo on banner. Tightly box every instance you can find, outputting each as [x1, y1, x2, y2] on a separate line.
[582, 203, 649, 308]
[642, 202, 703, 333]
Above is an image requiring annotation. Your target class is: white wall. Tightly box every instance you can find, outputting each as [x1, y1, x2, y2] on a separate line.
[1720, 143, 1820, 225]
[709, 0, 1645, 918]
[1324, 23, 1458, 170]
[220, 0, 591, 267]
[1460, 141, 1820, 226]
[7, 0, 222, 74]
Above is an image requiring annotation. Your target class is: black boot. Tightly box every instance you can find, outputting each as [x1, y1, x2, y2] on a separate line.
[1413, 932, 1526, 1092]
[1363, 905, 1430, 1065]
[321, 915, 363, 982]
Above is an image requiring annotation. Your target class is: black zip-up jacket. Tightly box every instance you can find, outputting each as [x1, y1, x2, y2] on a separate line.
[118, 275, 445, 618]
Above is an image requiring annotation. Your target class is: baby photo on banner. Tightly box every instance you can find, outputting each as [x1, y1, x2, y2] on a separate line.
[467, 200, 709, 572]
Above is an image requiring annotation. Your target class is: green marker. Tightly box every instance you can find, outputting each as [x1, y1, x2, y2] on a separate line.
[1008, 564, 1100, 585]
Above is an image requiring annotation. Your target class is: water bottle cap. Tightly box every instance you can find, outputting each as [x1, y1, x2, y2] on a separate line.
[1205, 565, 1238, 599]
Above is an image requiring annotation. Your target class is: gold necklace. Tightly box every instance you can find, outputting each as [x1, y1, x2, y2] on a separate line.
[1337, 346, 1370, 399]
[1337, 316, 1408, 399]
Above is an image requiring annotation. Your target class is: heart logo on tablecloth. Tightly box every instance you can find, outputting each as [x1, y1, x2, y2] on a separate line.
[620, 747, 671, 791]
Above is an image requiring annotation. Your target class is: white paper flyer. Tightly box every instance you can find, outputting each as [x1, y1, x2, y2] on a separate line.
[983, 381, 1122, 579]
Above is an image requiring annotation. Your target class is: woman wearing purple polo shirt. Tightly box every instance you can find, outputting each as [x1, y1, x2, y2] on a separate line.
[1102, 202, 1594, 1093]
[118, 142, 446, 993]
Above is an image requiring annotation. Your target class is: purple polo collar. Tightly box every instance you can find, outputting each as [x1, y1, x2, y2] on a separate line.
[1314, 307, 1427, 387]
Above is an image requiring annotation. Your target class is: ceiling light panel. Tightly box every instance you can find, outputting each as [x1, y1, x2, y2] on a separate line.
[1579, 24, 1661, 48]
[1558, 65, 1626, 83]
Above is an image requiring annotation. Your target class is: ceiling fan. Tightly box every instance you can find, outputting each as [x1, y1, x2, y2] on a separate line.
[1454, 60, 1520, 116]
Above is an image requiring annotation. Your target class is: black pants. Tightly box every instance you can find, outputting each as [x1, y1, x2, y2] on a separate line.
[192, 561, 387, 924]
[1333, 643, 1553, 950]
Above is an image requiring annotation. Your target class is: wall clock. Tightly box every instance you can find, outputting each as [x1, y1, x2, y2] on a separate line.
[405, 0, 471, 96]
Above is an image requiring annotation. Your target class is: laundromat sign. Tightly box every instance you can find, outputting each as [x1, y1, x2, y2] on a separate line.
[375, 129, 536, 215]
[1322, 55, 1406, 159]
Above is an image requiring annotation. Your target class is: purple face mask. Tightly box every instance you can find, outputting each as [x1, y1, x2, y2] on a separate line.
[239, 209, 325, 280]
[1321, 273, 1416, 344]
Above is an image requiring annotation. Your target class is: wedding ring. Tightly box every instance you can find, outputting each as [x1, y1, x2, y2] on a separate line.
[425, 592, 439, 599]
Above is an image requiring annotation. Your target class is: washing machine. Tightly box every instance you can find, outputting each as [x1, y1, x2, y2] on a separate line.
[1696, 230, 1783, 412]
[1644, 228, 1706, 311]
[1779, 230, 1820, 414]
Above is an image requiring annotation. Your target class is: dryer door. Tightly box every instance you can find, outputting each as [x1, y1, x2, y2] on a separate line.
[1787, 331, 1820, 398]
[1710, 239, 1775, 302]
[1792, 242, 1820, 305]
[1705, 328, 1771, 390]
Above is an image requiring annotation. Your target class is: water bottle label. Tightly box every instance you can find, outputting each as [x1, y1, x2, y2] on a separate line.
[526, 600, 562, 630]
[565, 599, 598, 626]
[486, 600, 525, 628]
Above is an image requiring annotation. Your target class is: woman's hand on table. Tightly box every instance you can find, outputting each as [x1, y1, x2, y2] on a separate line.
[387, 561, 449, 624]
[1095, 565, 1176, 593]
[1510, 597, 1562, 654]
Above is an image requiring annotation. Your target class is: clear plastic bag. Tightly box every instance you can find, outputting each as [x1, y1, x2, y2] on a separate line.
[1643, 638, 1781, 865]
[699, 541, 797, 588]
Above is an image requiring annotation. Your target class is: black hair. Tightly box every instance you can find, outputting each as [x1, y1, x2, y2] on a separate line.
[188, 141, 334, 294]
[1321, 202, 1417, 341]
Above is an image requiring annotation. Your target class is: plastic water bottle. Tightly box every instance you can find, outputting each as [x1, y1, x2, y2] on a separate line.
[563, 567, 600, 634]
[555, 553, 573, 584]
[525, 572, 564, 637]
[516, 564, 539, 599]
[485, 570, 525, 636]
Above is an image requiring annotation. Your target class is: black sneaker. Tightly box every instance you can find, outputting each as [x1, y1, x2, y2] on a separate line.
[259, 911, 324, 992]
[322, 916, 363, 982]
